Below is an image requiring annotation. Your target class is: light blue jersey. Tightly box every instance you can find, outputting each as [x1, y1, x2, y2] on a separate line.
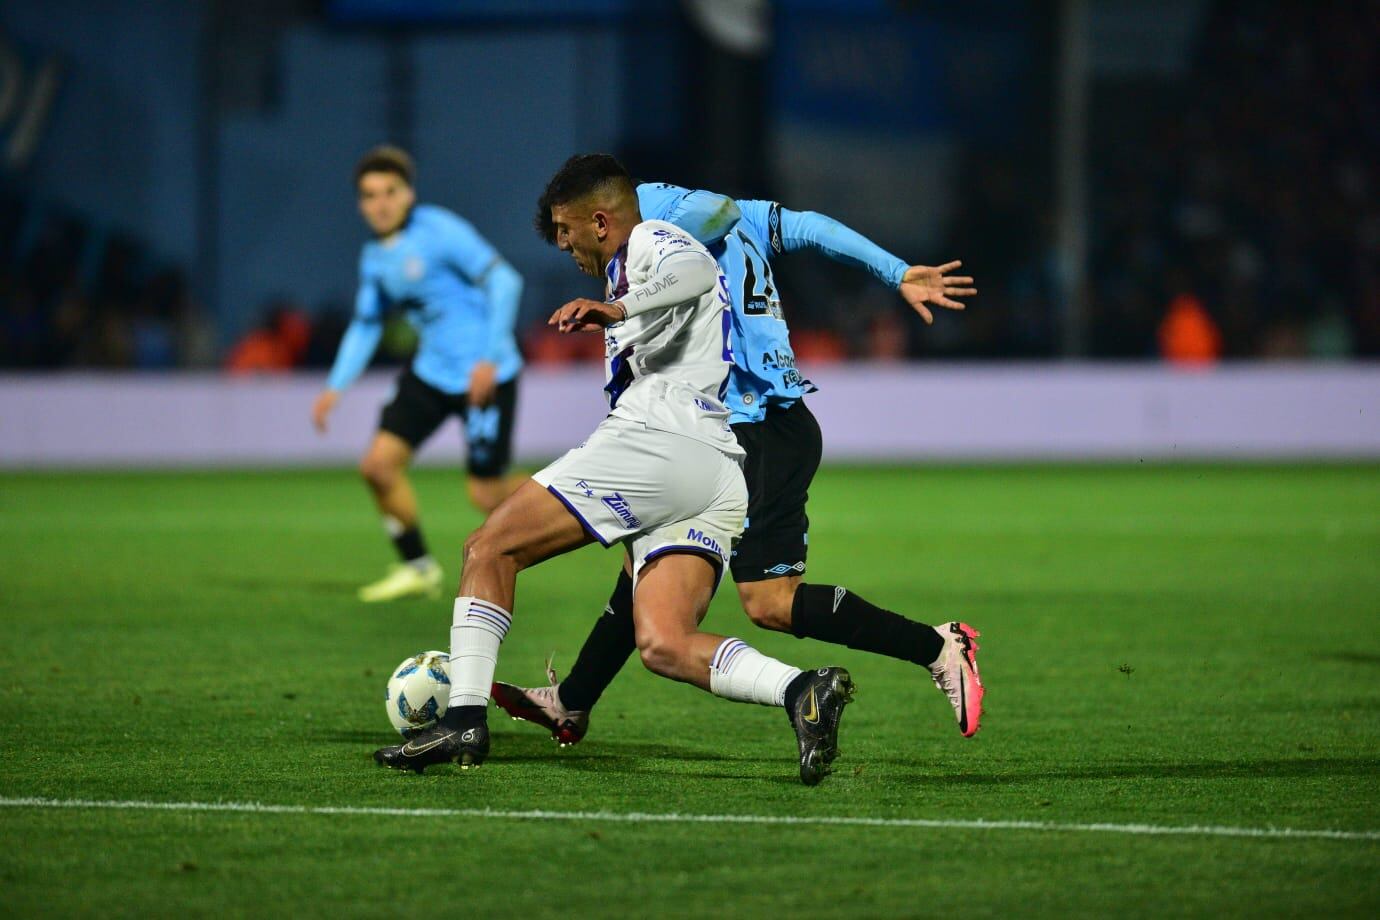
[638, 183, 907, 425]
[327, 203, 523, 394]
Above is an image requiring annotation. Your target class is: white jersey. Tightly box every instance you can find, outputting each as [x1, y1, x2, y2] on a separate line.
[601, 220, 742, 457]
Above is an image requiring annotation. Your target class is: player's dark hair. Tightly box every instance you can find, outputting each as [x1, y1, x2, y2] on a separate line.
[534, 153, 634, 244]
[354, 145, 415, 188]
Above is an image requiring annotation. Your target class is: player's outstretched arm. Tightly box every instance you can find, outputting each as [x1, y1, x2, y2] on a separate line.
[897, 261, 976, 325]
[313, 316, 383, 432]
[315, 272, 385, 433]
[759, 203, 977, 324]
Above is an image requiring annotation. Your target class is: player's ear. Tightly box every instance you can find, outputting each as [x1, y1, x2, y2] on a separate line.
[592, 210, 610, 240]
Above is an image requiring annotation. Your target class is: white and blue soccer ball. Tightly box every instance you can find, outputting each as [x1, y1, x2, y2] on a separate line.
[385, 650, 451, 738]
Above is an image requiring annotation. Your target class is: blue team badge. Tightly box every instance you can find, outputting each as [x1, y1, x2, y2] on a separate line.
[404, 256, 426, 281]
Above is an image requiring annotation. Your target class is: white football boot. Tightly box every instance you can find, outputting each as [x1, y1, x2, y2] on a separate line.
[357, 560, 443, 603]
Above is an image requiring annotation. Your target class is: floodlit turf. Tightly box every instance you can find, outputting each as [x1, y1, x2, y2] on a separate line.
[2, 464, 1378, 917]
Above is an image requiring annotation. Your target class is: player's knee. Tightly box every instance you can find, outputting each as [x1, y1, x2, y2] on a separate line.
[739, 582, 794, 632]
[359, 453, 399, 490]
[636, 630, 686, 678]
[461, 523, 524, 575]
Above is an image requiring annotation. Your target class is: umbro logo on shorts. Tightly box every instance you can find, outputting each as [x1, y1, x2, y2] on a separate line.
[764, 561, 806, 576]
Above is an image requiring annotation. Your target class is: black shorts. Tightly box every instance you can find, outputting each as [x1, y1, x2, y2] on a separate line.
[729, 399, 822, 583]
[378, 368, 518, 477]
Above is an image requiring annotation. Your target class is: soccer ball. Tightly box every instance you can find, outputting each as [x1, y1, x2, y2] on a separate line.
[385, 650, 451, 738]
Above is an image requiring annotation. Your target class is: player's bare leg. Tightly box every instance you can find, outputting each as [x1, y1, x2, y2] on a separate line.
[736, 575, 801, 632]
[630, 551, 854, 784]
[465, 472, 528, 515]
[456, 480, 593, 607]
[630, 553, 724, 688]
[374, 482, 592, 772]
[357, 431, 443, 602]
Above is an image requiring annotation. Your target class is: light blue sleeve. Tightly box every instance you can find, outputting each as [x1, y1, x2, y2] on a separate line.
[739, 199, 908, 289]
[662, 189, 741, 246]
[638, 182, 741, 246]
[326, 263, 384, 391]
[432, 208, 501, 285]
[480, 260, 523, 363]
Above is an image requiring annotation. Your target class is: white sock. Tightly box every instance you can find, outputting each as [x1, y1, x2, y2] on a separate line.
[707, 638, 801, 707]
[448, 596, 511, 708]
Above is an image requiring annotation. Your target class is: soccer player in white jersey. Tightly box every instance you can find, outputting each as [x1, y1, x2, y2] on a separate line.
[374, 154, 855, 785]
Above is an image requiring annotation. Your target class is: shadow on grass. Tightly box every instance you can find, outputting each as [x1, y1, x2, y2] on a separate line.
[319, 728, 1380, 786]
[1321, 651, 1380, 666]
[317, 729, 728, 764]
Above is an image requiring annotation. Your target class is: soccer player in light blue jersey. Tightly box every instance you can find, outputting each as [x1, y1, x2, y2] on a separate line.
[312, 146, 525, 603]
[495, 180, 985, 745]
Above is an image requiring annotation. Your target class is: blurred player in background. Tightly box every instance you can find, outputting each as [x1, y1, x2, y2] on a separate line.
[374, 154, 855, 784]
[312, 146, 525, 603]
[494, 180, 983, 743]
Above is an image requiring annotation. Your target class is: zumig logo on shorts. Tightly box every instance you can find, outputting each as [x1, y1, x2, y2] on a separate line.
[601, 493, 641, 529]
[687, 528, 725, 559]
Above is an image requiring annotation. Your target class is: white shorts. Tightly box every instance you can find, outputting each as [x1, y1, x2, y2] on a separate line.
[532, 415, 747, 588]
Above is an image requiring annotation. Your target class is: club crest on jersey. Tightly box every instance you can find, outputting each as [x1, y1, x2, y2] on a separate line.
[601, 493, 641, 529]
[404, 256, 426, 281]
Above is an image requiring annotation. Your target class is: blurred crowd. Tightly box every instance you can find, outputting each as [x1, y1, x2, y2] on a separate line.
[1087, 1, 1379, 361]
[2, 2, 1374, 372]
[0, 194, 215, 370]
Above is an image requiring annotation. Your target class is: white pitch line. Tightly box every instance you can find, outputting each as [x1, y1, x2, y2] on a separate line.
[1, 797, 1377, 842]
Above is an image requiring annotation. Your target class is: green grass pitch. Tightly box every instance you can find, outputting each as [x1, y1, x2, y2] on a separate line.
[2, 464, 1378, 917]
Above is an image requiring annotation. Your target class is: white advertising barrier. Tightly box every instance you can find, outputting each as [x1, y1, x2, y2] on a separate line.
[0, 364, 1377, 467]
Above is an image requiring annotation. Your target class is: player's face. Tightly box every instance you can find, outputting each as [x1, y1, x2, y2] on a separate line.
[550, 202, 607, 278]
[357, 172, 416, 237]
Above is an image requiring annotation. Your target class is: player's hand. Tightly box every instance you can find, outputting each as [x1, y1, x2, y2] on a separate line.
[899, 261, 976, 325]
[312, 389, 340, 434]
[548, 298, 626, 333]
[468, 361, 498, 407]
